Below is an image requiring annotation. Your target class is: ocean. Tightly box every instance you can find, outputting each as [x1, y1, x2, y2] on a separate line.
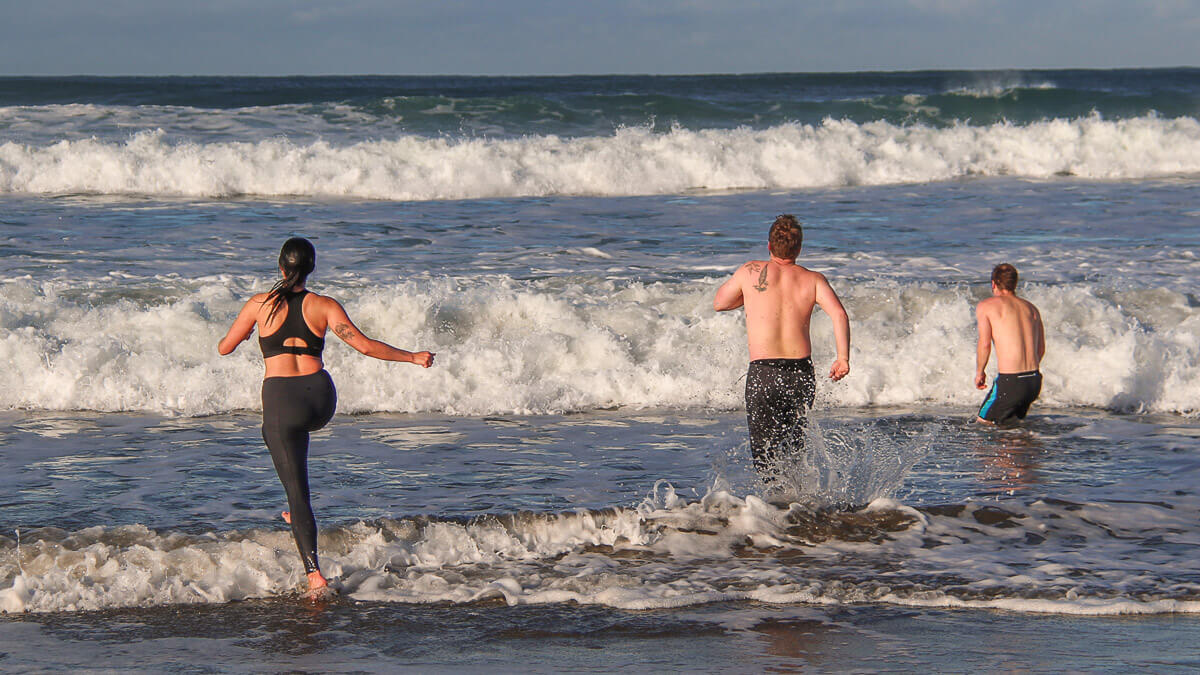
[1, 70, 1199, 671]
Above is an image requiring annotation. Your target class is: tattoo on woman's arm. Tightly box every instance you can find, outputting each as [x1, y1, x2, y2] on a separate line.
[333, 323, 356, 340]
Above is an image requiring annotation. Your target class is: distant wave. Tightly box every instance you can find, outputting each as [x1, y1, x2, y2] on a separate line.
[0, 276, 1195, 416]
[4, 71, 1194, 134]
[4, 492, 1199, 614]
[2, 115, 1200, 200]
[943, 77, 1057, 98]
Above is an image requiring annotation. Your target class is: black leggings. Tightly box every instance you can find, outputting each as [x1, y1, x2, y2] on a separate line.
[745, 358, 815, 480]
[262, 370, 337, 574]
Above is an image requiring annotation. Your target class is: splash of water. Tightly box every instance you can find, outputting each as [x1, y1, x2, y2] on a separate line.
[726, 411, 940, 508]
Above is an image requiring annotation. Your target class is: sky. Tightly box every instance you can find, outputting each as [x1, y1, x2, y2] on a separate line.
[1, 0, 1198, 75]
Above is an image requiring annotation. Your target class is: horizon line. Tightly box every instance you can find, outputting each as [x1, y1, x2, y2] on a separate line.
[2, 65, 1198, 79]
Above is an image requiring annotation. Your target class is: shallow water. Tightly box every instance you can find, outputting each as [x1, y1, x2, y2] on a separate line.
[5, 601, 1200, 673]
[3, 407, 1200, 670]
[4, 407, 1200, 612]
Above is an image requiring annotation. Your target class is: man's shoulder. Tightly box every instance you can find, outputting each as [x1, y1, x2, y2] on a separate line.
[737, 260, 769, 278]
[788, 264, 827, 284]
[976, 295, 1002, 313]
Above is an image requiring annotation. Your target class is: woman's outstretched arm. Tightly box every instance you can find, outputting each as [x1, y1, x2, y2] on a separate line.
[217, 296, 264, 355]
[323, 297, 435, 367]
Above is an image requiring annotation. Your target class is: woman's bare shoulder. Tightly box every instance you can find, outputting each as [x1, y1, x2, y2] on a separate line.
[243, 292, 273, 312]
[304, 291, 340, 306]
[304, 292, 347, 316]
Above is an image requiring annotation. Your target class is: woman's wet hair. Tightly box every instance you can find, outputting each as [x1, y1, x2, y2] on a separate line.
[266, 237, 316, 320]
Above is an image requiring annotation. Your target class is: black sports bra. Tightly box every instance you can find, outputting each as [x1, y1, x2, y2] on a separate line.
[259, 291, 325, 359]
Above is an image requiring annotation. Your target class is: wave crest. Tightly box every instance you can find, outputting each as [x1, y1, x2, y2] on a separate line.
[3, 115, 1200, 200]
[0, 276, 1196, 416]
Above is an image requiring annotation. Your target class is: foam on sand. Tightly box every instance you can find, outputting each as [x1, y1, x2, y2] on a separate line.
[3, 491, 1198, 615]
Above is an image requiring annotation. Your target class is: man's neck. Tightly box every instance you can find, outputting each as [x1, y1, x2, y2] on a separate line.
[769, 256, 796, 266]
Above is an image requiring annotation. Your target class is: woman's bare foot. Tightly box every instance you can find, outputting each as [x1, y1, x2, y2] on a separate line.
[281, 511, 291, 524]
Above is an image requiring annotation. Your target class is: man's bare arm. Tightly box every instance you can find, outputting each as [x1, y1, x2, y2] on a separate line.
[1033, 307, 1046, 363]
[713, 265, 747, 311]
[814, 273, 850, 381]
[324, 299, 434, 367]
[975, 303, 992, 389]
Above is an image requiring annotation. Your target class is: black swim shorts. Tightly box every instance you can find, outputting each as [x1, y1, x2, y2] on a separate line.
[746, 357, 816, 479]
[978, 370, 1042, 424]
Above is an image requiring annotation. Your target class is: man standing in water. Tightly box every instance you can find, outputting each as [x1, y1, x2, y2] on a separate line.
[975, 263, 1045, 424]
[714, 214, 851, 481]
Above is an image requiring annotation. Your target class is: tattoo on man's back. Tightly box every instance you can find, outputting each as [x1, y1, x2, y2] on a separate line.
[753, 263, 768, 292]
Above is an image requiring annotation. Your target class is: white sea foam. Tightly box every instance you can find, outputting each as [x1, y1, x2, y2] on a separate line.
[946, 76, 1058, 98]
[0, 276, 1196, 416]
[3, 492, 1197, 614]
[2, 115, 1199, 200]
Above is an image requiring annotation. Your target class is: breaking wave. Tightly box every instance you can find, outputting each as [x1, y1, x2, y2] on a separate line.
[0, 275, 1197, 416]
[3, 115, 1200, 200]
[4, 491, 1198, 615]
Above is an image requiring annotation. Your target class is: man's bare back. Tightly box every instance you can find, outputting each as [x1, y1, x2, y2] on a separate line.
[715, 258, 850, 377]
[975, 263, 1045, 424]
[713, 215, 850, 482]
[975, 294, 1044, 377]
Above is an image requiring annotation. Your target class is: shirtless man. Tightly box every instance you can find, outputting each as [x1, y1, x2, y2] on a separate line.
[975, 263, 1045, 424]
[714, 214, 851, 479]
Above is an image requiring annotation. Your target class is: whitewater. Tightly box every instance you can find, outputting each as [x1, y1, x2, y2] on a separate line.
[7, 492, 1200, 616]
[1, 275, 1197, 416]
[3, 116, 1200, 200]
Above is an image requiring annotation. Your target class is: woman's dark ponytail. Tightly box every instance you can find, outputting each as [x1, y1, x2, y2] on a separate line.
[266, 237, 316, 321]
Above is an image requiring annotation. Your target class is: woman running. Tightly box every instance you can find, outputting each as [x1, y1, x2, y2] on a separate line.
[218, 237, 434, 597]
